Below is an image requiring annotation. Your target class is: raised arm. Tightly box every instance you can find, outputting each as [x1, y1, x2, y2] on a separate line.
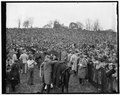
[40, 62, 45, 67]
[50, 60, 65, 64]
[50, 60, 58, 64]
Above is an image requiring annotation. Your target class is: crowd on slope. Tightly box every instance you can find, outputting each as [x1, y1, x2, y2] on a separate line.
[6, 38, 118, 93]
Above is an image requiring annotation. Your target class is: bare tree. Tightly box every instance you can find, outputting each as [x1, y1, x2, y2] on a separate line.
[93, 19, 101, 31]
[28, 18, 33, 28]
[17, 19, 21, 28]
[23, 18, 33, 28]
[85, 19, 92, 31]
[23, 20, 29, 28]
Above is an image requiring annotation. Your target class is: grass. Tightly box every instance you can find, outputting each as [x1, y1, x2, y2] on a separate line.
[12, 66, 98, 93]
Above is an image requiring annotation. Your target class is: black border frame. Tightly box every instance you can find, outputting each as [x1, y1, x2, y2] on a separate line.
[1, 1, 119, 94]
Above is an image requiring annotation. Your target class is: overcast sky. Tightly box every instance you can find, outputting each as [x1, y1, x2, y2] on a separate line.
[7, 3, 117, 31]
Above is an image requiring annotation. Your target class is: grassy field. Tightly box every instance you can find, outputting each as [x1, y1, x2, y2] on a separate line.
[8, 66, 98, 93]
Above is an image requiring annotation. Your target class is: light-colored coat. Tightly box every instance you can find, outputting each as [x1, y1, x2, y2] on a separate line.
[78, 57, 87, 79]
[67, 53, 72, 67]
[12, 54, 17, 64]
[41, 57, 58, 84]
[70, 54, 78, 71]
[61, 51, 67, 61]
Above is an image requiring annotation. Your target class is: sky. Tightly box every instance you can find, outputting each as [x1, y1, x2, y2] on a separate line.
[7, 2, 117, 31]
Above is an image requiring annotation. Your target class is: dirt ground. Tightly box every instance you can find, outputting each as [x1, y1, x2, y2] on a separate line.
[7, 66, 98, 93]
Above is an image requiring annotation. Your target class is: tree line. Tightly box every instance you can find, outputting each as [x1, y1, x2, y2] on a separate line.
[18, 18, 102, 31]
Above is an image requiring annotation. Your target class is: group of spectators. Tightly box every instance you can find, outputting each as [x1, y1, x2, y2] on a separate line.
[6, 47, 38, 93]
[6, 28, 116, 53]
[6, 38, 118, 93]
[6, 28, 118, 93]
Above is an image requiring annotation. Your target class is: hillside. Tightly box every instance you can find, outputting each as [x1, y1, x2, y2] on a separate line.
[6, 28, 117, 49]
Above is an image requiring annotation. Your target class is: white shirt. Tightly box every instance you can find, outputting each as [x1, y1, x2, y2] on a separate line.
[27, 59, 37, 68]
[19, 53, 28, 63]
[12, 54, 17, 64]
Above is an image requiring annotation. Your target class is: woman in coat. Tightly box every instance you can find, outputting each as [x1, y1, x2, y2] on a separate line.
[78, 54, 88, 84]
[40, 55, 58, 93]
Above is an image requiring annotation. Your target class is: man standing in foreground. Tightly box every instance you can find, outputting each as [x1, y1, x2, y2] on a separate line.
[40, 54, 58, 93]
[27, 54, 37, 85]
[19, 50, 28, 74]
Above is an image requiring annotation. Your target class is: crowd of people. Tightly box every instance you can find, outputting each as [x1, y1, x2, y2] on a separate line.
[6, 28, 117, 53]
[6, 39, 118, 93]
[6, 28, 118, 93]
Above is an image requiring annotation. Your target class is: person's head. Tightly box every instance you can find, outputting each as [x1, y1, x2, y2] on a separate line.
[12, 48, 15, 52]
[53, 55, 57, 60]
[28, 51, 32, 54]
[112, 65, 116, 69]
[76, 53, 80, 57]
[44, 51, 49, 56]
[109, 63, 113, 70]
[29, 54, 33, 60]
[7, 56, 10, 61]
[44, 55, 51, 61]
[50, 56, 53, 60]
[80, 54, 83, 58]
[23, 49, 26, 54]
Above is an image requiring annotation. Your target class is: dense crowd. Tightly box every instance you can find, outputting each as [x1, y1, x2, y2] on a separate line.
[6, 28, 117, 51]
[6, 28, 118, 93]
